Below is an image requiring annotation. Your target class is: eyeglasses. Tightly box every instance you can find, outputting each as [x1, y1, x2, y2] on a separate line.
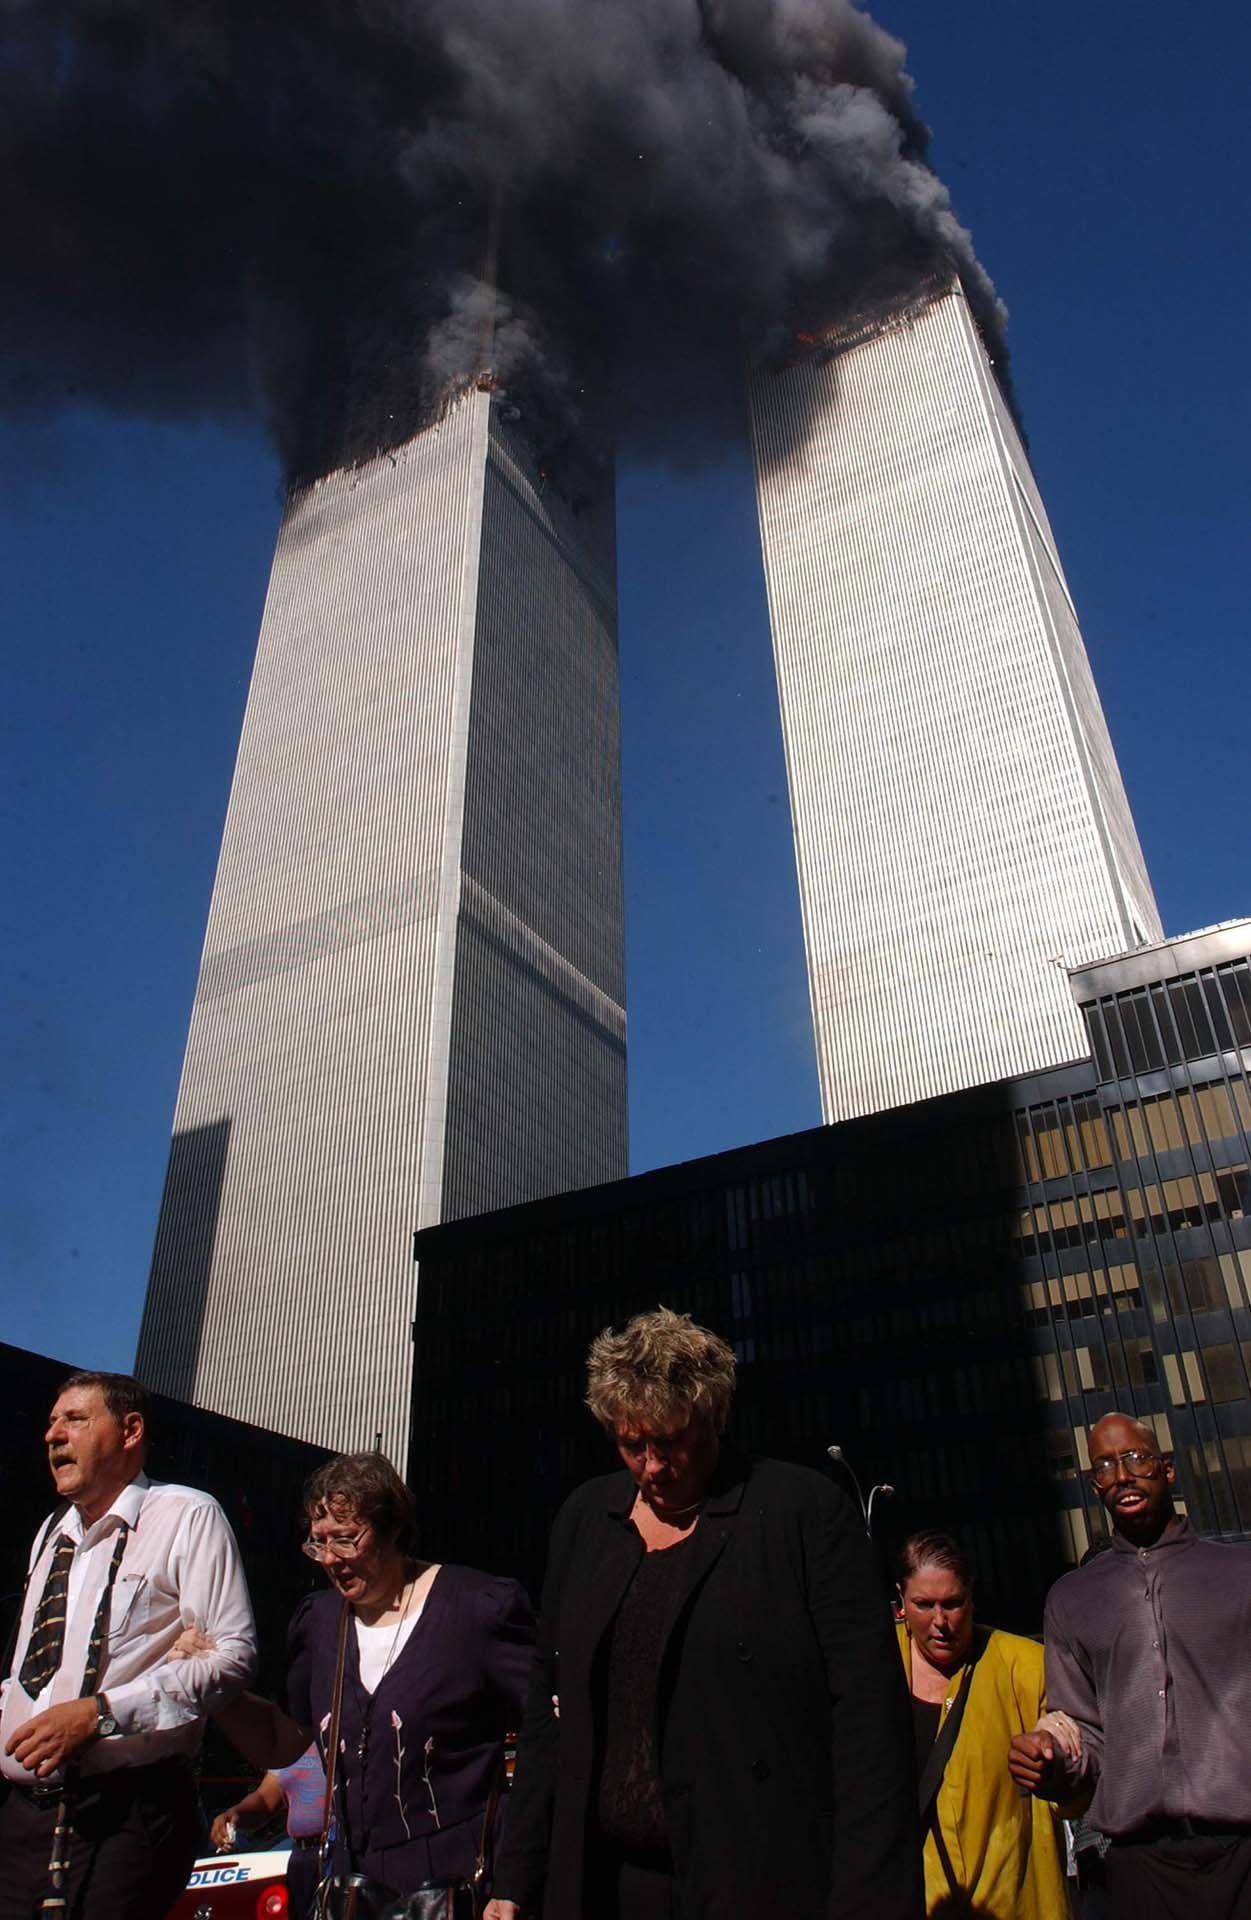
[301, 1527, 370, 1563]
[1088, 1448, 1164, 1487]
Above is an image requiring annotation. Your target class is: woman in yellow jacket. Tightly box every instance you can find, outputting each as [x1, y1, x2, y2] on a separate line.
[897, 1530, 1070, 1919]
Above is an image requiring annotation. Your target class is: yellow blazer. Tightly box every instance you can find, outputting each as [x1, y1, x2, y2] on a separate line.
[897, 1622, 1069, 1919]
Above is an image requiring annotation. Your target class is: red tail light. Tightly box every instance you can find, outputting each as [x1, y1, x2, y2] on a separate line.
[256, 1887, 288, 1919]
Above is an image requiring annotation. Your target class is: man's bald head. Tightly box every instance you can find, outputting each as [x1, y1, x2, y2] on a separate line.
[1089, 1412, 1161, 1459]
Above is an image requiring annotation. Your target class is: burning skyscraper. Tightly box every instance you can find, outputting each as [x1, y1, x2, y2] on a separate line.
[136, 390, 626, 1457]
[749, 275, 1162, 1123]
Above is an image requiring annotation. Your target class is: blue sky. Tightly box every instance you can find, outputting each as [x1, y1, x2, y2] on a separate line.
[2, 4, 1248, 1372]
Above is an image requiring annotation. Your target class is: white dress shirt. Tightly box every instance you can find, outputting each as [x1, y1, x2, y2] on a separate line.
[0, 1473, 257, 1782]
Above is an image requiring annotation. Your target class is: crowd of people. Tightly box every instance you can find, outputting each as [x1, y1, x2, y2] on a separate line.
[1, 1312, 1249, 1920]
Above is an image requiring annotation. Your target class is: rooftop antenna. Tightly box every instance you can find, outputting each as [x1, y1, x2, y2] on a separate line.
[476, 188, 504, 380]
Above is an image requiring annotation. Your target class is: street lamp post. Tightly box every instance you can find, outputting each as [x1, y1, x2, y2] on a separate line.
[827, 1444, 894, 1537]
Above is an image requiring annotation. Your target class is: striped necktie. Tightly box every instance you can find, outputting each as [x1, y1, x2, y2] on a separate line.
[18, 1534, 75, 1696]
[41, 1520, 130, 1918]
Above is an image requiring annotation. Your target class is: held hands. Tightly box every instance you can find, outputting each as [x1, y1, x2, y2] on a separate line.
[5, 1698, 102, 1777]
[482, 1905, 521, 1920]
[1008, 1706, 1083, 1797]
[1008, 1729, 1068, 1797]
[1032, 1710, 1082, 1762]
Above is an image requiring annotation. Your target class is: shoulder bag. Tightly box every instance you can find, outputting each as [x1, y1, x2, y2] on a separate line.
[313, 1602, 504, 1920]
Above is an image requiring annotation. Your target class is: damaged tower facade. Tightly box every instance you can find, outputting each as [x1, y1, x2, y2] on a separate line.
[749, 277, 1162, 1124]
[136, 391, 627, 1458]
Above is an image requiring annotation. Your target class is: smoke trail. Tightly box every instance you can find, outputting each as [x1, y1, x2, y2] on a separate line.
[2, 0, 1005, 485]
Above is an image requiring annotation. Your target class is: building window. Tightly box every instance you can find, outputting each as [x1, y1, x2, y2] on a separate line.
[1164, 1349, 1207, 1406]
[1202, 1344, 1247, 1405]
[1128, 1339, 1158, 1389]
[1086, 1005, 1117, 1082]
[1072, 1098, 1113, 1170]
[1075, 1344, 1107, 1391]
[1217, 1166, 1250, 1220]
[1026, 1105, 1074, 1179]
[1164, 1257, 1228, 1317]
[1102, 1263, 1142, 1312]
[1032, 1352, 1063, 1403]
[1180, 1078, 1251, 1147]
[1122, 1167, 1247, 1235]
[1200, 975, 1236, 1052]
[1096, 1001, 1133, 1079]
[1165, 977, 1211, 1059]
[1118, 992, 1165, 1073]
[1108, 1081, 1251, 1160]
[1187, 1435, 1251, 1533]
[1045, 1431, 1079, 1480]
[1225, 1251, 1251, 1309]
[1218, 963, 1251, 1047]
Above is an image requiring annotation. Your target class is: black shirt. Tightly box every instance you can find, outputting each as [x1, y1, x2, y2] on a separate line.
[596, 1531, 698, 1854]
[911, 1694, 943, 1775]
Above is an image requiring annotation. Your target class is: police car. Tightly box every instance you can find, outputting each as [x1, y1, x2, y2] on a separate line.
[170, 1848, 291, 1919]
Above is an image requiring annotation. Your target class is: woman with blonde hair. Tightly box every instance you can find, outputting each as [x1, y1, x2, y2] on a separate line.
[485, 1306, 921, 1920]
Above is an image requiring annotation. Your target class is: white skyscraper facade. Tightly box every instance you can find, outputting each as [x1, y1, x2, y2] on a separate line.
[749, 277, 1161, 1124]
[136, 390, 626, 1457]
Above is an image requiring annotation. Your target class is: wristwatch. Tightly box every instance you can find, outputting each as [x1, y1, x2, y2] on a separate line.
[94, 1694, 119, 1739]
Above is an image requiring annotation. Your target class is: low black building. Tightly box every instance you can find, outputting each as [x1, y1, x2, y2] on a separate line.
[410, 922, 1251, 1626]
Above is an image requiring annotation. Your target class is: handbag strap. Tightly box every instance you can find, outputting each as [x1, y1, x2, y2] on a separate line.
[469, 1741, 509, 1900]
[317, 1602, 353, 1880]
[916, 1625, 987, 1824]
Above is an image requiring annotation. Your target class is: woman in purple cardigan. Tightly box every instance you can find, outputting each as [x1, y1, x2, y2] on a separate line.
[217, 1452, 534, 1901]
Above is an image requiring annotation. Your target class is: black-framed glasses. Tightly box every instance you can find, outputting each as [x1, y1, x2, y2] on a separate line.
[301, 1526, 370, 1563]
[1088, 1448, 1164, 1488]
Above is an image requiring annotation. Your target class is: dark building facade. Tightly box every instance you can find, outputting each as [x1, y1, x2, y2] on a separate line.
[410, 922, 1251, 1625]
[1066, 923, 1251, 1534]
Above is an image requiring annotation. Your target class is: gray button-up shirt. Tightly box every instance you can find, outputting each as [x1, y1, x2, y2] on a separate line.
[1044, 1518, 1251, 1836]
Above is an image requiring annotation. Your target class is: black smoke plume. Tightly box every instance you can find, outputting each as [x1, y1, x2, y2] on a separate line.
[3, 0, 1006, 488]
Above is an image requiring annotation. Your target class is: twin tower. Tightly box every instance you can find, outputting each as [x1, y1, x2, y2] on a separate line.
[136, 277, 1161, 1456]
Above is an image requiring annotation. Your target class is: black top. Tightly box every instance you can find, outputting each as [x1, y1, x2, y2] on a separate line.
[911, 1694, 943, 1774]
[595, 1530, 699, 1855]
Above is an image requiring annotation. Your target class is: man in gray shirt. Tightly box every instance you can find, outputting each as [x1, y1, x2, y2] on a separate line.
[1009, 1412, 1251, 1918]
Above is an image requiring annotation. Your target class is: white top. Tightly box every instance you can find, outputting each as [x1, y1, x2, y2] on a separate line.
[354, 1599, 427, 1693]
[0, 1473, 257, 1782]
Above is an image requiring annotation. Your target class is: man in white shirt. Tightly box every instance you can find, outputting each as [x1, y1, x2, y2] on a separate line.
[0, 1370, 257, 1919]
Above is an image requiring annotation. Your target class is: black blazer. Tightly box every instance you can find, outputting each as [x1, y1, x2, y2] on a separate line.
[494, 1449, 923, 1920]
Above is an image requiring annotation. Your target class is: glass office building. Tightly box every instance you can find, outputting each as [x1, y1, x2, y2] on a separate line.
[410, 922, 1251, 1622]
[1066, 923, 1251, 1535]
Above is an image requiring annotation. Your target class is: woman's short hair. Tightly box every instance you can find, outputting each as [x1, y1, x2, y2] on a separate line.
[897, 1529, 973, 1591]
[304, 1452, 418, 1551]
[585, 1307, 737, 1436]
